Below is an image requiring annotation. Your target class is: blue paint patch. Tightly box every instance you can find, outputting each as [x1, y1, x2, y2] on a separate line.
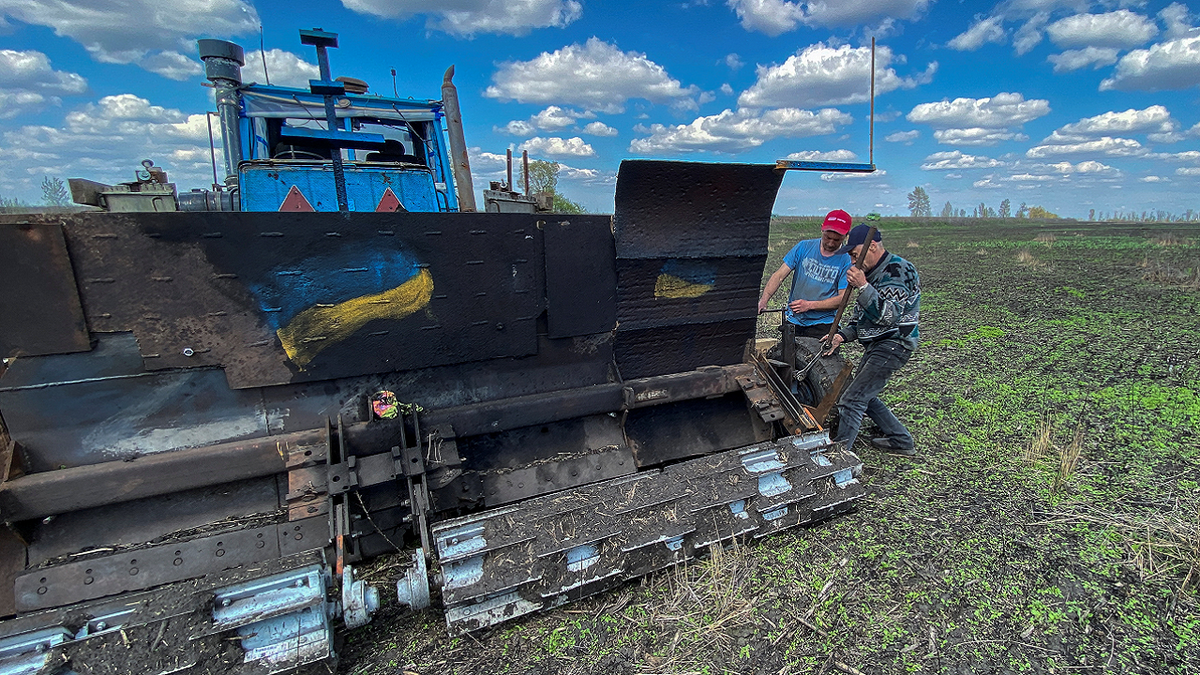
[658, 259, 717, 286]
[248, 248, 424, 331]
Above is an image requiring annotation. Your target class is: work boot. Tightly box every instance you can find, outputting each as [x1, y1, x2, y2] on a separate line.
[870, 437, 916, 456]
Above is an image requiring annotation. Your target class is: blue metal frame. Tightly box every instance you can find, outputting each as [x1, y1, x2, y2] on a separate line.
[775, 160, 876, 173]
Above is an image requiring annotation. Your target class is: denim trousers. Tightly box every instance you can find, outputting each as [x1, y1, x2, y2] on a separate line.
[832, 339, 914, 450]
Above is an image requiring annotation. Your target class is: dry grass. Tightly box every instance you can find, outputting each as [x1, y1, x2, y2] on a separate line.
[1016, 248, 1045, 268]
[1140, 259, 1200, 288]
[906, 240, 920, 248]
[1048, 509, 1200, 595]
[1052, 425, 1084, 494]
[975, 248, 987, 256]
[1151, 233, 1191, 246]
[1023, 416, 1054, 464]
[1034, 233, 1057, 245]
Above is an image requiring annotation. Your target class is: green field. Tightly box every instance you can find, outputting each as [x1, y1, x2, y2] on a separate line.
[341, 219, 1200, 675]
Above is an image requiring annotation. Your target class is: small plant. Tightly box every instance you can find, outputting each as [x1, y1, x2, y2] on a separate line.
[1016, 248, 1044, 267]
[1052, 424, 1085, 493]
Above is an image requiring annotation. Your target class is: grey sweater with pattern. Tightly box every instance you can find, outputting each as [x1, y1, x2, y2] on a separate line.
[837, 252, 921, 351]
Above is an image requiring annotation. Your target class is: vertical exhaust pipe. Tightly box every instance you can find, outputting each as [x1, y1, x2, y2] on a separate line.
[522, 150, 529, 196]
[441, 66, 476, 212]
[198, 39, 245, 188]
[506, 148, 513, 191]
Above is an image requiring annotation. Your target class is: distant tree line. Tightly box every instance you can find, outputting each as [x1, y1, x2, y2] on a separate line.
[907, 185, 1200, 222]
[909, 186, 1058, 220]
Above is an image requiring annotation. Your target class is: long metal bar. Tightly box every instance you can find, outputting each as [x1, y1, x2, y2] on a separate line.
[870, 37, 876, 167]
[313, 43, 349, 213]
[823, 225, 878, 344]
[0, 365, 754, 522]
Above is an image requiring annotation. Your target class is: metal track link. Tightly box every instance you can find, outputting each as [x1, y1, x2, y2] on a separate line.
[432, 431, 864, 632]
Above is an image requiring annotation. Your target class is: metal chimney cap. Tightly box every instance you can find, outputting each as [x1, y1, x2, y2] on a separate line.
[197, 39, 245, 66]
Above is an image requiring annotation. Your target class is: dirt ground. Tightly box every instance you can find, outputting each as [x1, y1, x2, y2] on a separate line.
[337, 218, 1200, 675]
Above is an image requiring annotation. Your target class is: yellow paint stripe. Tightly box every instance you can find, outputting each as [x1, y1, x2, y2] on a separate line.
[277, 268, 434, 368]
[654, 273, 713, 299]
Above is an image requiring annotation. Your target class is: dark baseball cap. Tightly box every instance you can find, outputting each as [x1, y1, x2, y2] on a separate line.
[835, 224, 882, 255]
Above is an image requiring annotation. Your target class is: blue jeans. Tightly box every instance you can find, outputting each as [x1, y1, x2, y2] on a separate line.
[833, 339, 913, 450]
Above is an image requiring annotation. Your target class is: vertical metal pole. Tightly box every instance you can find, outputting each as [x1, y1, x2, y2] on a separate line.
[314, 44, 349, 212]
[441, 66, 476, 212]
[870, 37, 875, 167]
[206, 112, 220, 191]
[522, 150, 530, 196]
[506, 148, 513, 191]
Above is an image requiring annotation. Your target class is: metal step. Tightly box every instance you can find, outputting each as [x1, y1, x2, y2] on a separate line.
[431, 431, 865, 632]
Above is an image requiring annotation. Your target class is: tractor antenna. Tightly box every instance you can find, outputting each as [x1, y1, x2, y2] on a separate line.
[260, 25, 270, 85]
[391, 68, 398, 97]
[870, 37, 875, 167]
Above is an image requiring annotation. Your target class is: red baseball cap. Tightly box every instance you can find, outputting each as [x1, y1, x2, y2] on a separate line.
[822, 209, 852, 235]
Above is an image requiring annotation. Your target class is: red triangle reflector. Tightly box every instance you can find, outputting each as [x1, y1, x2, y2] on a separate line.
[279, 185, 315, 212]
[376, 188, 406, 212]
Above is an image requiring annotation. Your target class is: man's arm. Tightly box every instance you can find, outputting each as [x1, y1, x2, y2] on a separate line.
[850, 263, 918, 328]
[757, 263, 793, 313]
[788, 287, 847, 313]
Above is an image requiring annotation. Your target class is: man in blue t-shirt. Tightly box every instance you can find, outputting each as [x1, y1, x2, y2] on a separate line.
[757, 209, 854, 338]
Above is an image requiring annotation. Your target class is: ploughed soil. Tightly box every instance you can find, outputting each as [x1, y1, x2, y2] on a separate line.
[338, 219, 1200, 675]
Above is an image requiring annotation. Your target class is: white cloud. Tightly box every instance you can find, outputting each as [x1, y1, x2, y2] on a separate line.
[784, 149, 859, 161]
[1147, 150, 1200, 162]
[738, 43, 936, 108]
[342, 0, 581, 36]
[0, 0, 259, 77]
[1139, 175, 1168, 182]
[919, 150, 1006, 170]
[948, 16, 1007, 51]
[727, 0, 932, 36]
[1046, 10, 1158, 49]
[241, 49, 319, 89]
[582, 121, 617, 137]
[1014, 13, 1050, 55]
[1176, 167, 1200, 176]
[1099, 36, 1200, 91]
[885, 130, 919, 143]
[932, 128, 1028, 146]
[485, 38, 699, 113]
[1047, 46, 1118, 72]
[719, 83, 734, 96]
[725, 53, 744, 70]
[496, 120, 536, 136]
[907, 92, 1050, 130]
[0, 93, 219, 198]
[1056, 105, 1176, 137]
[820, 169, 886, 182]
[497, 106, 592, 136]
[1159, 3, 1200, 41]
[0, 49, 88, 118]
[629, 107, 852, 154]
[518, 136, 596, 158]
[1026, 136, 1147, 158]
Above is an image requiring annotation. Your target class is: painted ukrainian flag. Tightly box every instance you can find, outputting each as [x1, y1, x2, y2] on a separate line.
[250, 249, 433, 368]
[654, 259, 716, 299]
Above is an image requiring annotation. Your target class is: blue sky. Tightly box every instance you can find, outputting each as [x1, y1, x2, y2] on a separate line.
[1, 0, 1198, 218]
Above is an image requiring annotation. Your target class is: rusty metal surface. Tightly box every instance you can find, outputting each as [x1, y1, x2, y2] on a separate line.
[59, 211, 548, 389]
[0, 221, 90, 359]
[625, 394, 761, 466]
[542, 216, 617, 338]
[0, 334, 268, 472]
[614, 319, 759, 379]
[16, 516, 328, 612]
[26, 476, 280, 563]
[610, 161, 782, 379]
[611, 161, 783, 260]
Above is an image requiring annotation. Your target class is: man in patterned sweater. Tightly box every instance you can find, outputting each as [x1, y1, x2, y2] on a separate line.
[822, 224, 921, 455]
